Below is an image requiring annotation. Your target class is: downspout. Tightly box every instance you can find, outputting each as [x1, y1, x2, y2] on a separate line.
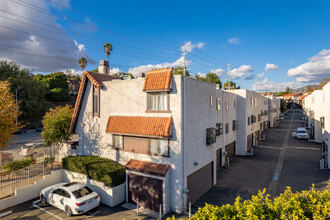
[181, 75, 186, 213]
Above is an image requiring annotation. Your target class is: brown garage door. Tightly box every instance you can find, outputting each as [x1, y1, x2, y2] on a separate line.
[128, 173, 163, 211]
[225, 141, 236, 160]
[247, 133, 253, 151]
[187, 162, 213, 204]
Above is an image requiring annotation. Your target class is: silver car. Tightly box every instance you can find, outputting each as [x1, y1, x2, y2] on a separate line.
[296, 127, 308, 139]
[40, 182, 100, 216]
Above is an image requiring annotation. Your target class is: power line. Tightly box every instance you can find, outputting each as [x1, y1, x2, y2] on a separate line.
[0, 10, 178, 56]
[10, 0, 179, 51]
[47, 0, 179, 47]
[0, 25, 180, 62]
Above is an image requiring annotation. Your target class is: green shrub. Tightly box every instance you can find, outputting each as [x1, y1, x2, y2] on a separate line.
[178, 185, 330, 220]
[3, 158, 34, 172]
[46, 88, 69, 102]
[62, 155, 126, 188]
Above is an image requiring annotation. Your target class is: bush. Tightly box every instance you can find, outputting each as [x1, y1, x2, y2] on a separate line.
[182, 186, 330, 220]
[46, 88, 69, 102]
[3, 158, 34, 172]
[62, 156, 126, 188]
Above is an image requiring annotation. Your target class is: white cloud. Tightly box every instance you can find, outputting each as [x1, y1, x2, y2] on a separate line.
[180, 41, 206, 53]
[0, 0, 95, 73]
[49, 0, 70, 9]
[287, 49, 330, 83]
[230, 65, 254, 80]
[265, 63, 279, 71]
[128, 56, 191, 76]
[257, 72, 264, 79]
[228, 38, 239, 44]
[210, 68, 226, 77]
[252, 78, 303, 92]
[195, 72, 205, 78]
[110, 68, 122, 74]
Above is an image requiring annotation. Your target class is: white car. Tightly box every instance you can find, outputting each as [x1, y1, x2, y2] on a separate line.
[296, 127, 308, 140]
[40, 182, 100, 216]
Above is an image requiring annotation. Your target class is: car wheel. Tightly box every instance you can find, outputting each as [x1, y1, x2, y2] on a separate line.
[40, 194, 47, 204]
[65, 206, 73, 216]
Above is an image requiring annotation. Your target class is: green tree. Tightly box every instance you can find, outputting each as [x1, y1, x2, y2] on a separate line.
[223, 80, 240, 89]
[173, 66, 189, 76]
[46, 88, 70, 102]
[195, 73, 222, 88]
[78, 57, 87, 72]
[0, 81, 22, 149]
[34, 72, 68, 90]
[103, 43, 113, 63]
[285, 86, 292, 94]
[0, 60, 45, 120]
[42, 105, 73, 147]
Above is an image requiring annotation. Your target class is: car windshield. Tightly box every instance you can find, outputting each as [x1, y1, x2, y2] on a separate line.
[297, 130, 306, 133]
[72, 186, 93, 199]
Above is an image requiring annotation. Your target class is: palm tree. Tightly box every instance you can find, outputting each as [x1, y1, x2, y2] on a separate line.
[103, 43, 113, 63]
[78, 57, 87, 72]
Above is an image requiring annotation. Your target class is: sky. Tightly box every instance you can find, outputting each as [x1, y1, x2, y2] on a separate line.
[0, 0, 329, 92]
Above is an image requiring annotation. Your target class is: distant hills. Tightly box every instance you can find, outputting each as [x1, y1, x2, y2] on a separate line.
[292, 85, 318, 93]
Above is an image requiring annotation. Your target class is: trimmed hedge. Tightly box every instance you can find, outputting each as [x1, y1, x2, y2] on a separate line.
[62, 156, 126, 188]
[167, 185, 330, 220]
[3, 158, 34, 173]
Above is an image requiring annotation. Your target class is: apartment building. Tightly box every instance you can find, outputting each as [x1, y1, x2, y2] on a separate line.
[69, 62, 238, 214]
[304, 82, 330, 168]
[228, 90, 269, 155]
[265, 94, 279, 127]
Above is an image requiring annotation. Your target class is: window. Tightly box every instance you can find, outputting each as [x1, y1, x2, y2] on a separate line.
[210, 95, 213, 107]
[93, 85, 100, 117]
[72, 186, 94, 199]
[225, 100, 229, 110]
[232, 120, 238, 131]
[216, 123, 223, 135]
[258, 114, 261, 122]
[147, 92, 168, 111]
[113, 135, 123, 149]
[61, 189, 71, 198]
[250, 97, 253, 106]
[225, 123, 229, 134]
[216, 98, 221, 110]
[248, 116, 251, 125]
[233, 100, 236, 108]
[251, 115, 256, 123]
[149, 139, 169, 156]
[206, 128, 216, 145]
[254, 98, 257, 106]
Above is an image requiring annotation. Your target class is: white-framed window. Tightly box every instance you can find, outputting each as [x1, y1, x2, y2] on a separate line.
[148, 92, 168, 111]
[255, 98, 257, 106]
[93, 85, 100, 117]
[149, 139, 169, 156]
[216, 98, 221, 110]
[250, 97, 253, 106]
[210, 95, 213, 107]
[225, 99, 229, 110]
[113, 135, 123, 149]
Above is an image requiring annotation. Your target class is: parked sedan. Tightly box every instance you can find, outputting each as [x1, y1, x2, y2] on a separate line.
[40, 182, 100, 216]
[296, 127, 309, 140]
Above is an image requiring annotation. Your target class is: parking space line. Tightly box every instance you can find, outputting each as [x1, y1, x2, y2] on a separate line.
[32, 199, 41, 204]
[32, 204, 64, 220]
[89, 210, 101, 217]
[0, 210, 12, 218]
[287, 146, 320, 151]
[258, 145, 282, 150]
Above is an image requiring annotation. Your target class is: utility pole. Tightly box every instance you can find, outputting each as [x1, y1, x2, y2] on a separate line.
[16, 88, 18, 125]
[227, 64, 231, 90]
[182, 46, 187, 76]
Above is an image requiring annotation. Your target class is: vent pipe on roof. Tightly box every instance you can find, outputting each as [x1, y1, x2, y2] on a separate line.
[98, 60, 110, 75]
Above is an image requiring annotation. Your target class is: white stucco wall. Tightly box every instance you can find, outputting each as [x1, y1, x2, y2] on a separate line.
[74, 75, 184, 213]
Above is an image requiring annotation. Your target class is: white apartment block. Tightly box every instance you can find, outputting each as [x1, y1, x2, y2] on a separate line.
[265, 94, 280, 127]
[69, 61, 282, 214]
[304, 82, 330, 168]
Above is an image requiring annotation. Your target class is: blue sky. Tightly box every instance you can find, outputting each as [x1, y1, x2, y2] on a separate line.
[0, 0, 329, 91]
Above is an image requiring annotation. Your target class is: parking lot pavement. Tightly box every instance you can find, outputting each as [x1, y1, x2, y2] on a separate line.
[0, 198, 187, 220]
[193, 109, 330, 212]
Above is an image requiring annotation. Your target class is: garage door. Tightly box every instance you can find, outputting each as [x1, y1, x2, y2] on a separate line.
[128, 173, 163, 211]
[225, 141, 236, 160]
[187, 162, 213, 204]
[247, 133, 253, 151]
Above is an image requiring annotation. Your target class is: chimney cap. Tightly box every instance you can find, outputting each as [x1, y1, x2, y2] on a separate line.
[99, 60, 109, 66]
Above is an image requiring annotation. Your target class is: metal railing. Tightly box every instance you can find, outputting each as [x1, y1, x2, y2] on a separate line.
[0, 158, 61, 199]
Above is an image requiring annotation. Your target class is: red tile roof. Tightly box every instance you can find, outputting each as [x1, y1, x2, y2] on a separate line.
[106, 116, 172, 138]
[143, 68, 173, 91]
[282, 92, 302, 97]
[125, 159, 170, 177]
[297, 94, 308, 100]
[69, 71, 119, 134]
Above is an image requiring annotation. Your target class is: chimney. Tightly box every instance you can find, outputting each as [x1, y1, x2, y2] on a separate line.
[98, 60, 110, 74]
